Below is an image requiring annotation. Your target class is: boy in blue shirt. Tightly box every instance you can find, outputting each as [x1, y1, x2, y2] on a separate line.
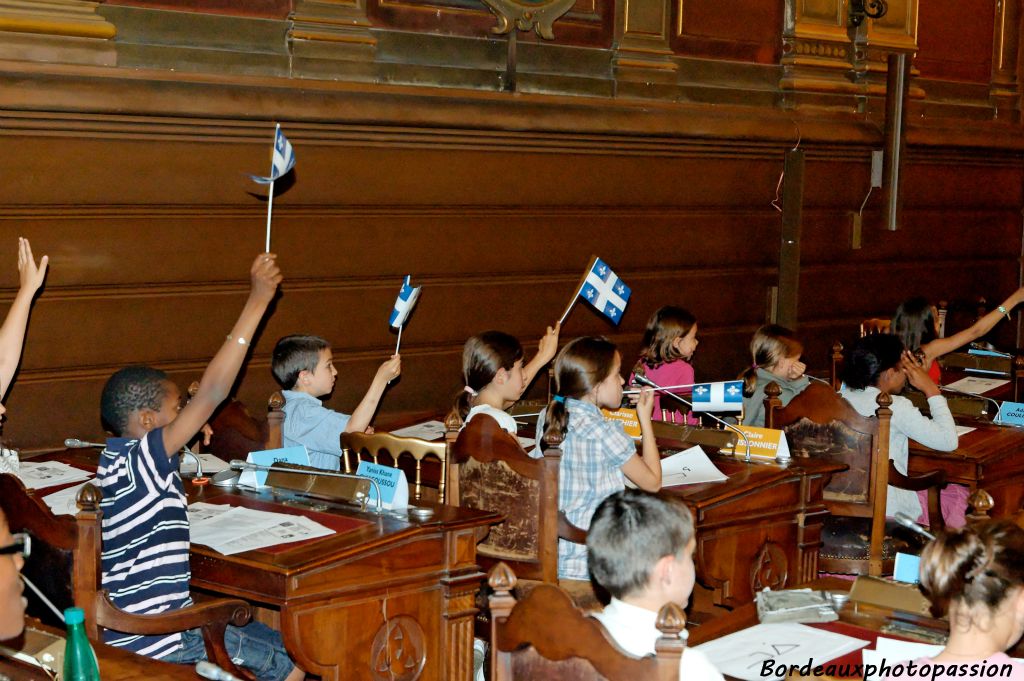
[97, 253, 304, 681]
[271, 335, 401, 470]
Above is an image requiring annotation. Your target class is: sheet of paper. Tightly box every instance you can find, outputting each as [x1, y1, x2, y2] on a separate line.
[188, 502, 334, 555]
[862, 637, 945, 680]
[517, 436, 535, 450]
[695, 623, 869, 681]
[944, 376, 1009, 394]
[215, 515, 334, 555]
[17, 461, 93, 490]
[389, 420, 447, 440]
[179, 452, 230, 475]
[955, 425, 976, 437]
[660, 445, 727, 487]
[42, 481, 92, 516]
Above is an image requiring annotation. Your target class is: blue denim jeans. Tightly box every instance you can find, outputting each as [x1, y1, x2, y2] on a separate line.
[164, 621, 295, 681]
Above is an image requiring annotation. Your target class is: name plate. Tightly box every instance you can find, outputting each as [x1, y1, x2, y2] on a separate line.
[238, 446, 310, 487]
[997, 400, 1024, 426]
[601, 408, 642, 438]
[722, 425, 790, 460]
[356, 460, 409, 510]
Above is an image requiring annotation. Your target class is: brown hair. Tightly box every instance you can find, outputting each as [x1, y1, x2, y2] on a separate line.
[541, 337, 619, 446]
[450, 331, 524, 422]
[638, 306, 697, 369]
[740, 324, 803, 397]
[920, 520, 1024, 620]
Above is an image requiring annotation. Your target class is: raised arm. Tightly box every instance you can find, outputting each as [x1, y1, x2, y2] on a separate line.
[620, 388, 662, 491]
[162, 254, 281, 455]
[344, 355, 401, 433]
[522, 322, 560, 389]
[0, 239, 47, 399]
[922, 287, 1024, 363]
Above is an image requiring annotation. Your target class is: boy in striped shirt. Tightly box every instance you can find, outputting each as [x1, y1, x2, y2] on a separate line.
[97, 253, 304, 681]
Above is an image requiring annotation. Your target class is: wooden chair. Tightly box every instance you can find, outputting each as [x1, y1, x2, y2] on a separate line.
[860, 318, 891, 336]
[341, 430, 448, 503]
[203, 389, 285, 460]
[765, 381, 946, 576]
[488, 562, 684, 681]
[0, 474, 253, 678]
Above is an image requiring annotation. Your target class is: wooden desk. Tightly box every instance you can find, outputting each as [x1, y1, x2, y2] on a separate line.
[908, 417, 1024, 518]
[38, 449, 501, 681]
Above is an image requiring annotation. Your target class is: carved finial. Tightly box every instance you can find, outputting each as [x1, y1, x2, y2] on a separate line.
[268, 391, 284, 410]
[967, 488, 995, 519]
[832, 341, 844, 356]
[444, 410, 464, 432]
[488, 562, 518, 592]
[77, 482, 101, 512]
[764, 382, 782, 399]
[655, 602, 686, 636]
[542, 427, 564, 449]
[188, 381, 200, 399]
[876, 392, 893, 408]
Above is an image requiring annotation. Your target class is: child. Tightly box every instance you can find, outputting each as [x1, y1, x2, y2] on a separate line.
[883, 521, 1024, 680]
[588, 490, 723, 680]
[740, 324, 809, 427]
[634, 306, 699, 425]
[839, 334, 960, 525]
[538, 336, 662, 582]
[892, 288, 1024, 384]
[452, 324, 559, 434]
[271, 335, 401, 470]
[0, 508, 27, 641]
[97, 254, 303, 681]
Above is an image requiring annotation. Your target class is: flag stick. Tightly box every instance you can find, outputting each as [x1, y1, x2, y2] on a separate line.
[265, 179, 275, 252]
[558, 254, 599, 325]
[395, 325, 403, 355]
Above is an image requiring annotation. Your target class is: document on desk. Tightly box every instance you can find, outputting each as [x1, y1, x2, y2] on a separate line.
[955, 425, 976, 437]
[660, 446, 727, 487]
[179, 452, 230, 475]
[188, 502, 334, 555]
[695, 622, 869, 681]
[862, 637, 944, 681]
[42, 481, 92, 515]
[944, 376, 1009, 394]
[389, 420, 447, 440]
[17, 461, 93, 490]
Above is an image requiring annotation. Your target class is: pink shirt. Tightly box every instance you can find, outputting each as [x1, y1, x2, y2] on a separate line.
[637, 359, 697, 425]
[883, 654, 1024, 680]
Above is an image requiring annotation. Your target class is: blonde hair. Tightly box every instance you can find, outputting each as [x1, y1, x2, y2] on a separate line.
[740, 324, 803, 397]
[638, 306, 697, 369]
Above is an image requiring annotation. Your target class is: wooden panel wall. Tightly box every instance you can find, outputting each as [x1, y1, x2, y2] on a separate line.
[915, 0, 995, 82]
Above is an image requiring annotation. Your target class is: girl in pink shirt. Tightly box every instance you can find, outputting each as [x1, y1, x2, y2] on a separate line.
[632, 306, 699, 425]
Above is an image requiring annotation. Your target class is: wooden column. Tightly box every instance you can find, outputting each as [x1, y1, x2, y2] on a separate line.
[777, 148, 804, 329]
[0, 0, 116, 65]
[612, 0, 677, 85]
[991, 0, 1021, 121]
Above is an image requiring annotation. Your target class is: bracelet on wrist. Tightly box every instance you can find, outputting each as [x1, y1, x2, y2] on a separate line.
[226, 334, 250, 346]
[998, 305, 1011, 320]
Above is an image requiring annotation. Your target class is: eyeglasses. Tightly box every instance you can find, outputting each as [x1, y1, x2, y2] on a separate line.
[0, 532, 30, 559]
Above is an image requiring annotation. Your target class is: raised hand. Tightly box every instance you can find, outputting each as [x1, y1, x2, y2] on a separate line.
[250, 253, 282, 303]
[536, 322, 561, 366]
[18, 238, 47, 294]
[376, 354, 402, 384]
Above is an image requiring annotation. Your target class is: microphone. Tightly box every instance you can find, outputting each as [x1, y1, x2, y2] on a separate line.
[196, 661, 244, 681]
[937, 385, 1002, 421]
[893, 512, 936, 541]
[229, 460, 384, 514]
[632, 375, 758, 464]
[64, 438, 105, 448]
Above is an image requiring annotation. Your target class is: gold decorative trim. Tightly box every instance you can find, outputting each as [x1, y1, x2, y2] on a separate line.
[480, 0, 576, 38]
[0, 0, 115, 39]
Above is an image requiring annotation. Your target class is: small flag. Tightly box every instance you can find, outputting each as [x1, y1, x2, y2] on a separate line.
[690, 380, 743, 412]
[579, 257, 631, 324]
[251, 126, 296, 185]
[389, 275, 421, 328]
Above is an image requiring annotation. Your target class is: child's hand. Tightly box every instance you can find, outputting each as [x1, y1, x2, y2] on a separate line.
[200, 423, 213, 446]
[18, 238, 48, 294]
[636, 386, 655, 422]
[788, 359, 807, 380]
[250, 253, 282, 303]
[376, 354, 401, 384]
[901, 350, 939, 397]
[536, 322, 561, 366]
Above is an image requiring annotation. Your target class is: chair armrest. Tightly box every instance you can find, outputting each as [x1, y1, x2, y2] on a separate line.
[558, 512, 588, 545]
[95, 592, 251, 635]
[888, 461, 946, 491]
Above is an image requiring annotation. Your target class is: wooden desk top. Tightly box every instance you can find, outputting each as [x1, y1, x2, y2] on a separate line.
[909, 416, 1024, 464]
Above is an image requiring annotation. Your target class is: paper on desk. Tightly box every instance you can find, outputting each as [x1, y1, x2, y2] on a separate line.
[179, 452, 230, 475]
[955, 425, 976, 437]
[517, 436, 535, 450]
[17, 461, 92, 490]
[862, 637, 945, 681]
[660, 445, 727, 487]
[695, 623, 869, 681]
[188, 502, 334, 555]
[389, 420, 447, 440]
[944, 376, 1009, 394]
[42, 481, 91, 516]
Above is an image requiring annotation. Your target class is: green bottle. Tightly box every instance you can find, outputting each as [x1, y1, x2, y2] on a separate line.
[63, 607, 101, 681]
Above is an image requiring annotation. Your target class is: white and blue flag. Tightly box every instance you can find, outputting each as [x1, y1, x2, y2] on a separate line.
[251, 125, 296, 185]
[389, 275, 421, 328]
[691, 380, 743, 412]
[579, 257, 631, 324]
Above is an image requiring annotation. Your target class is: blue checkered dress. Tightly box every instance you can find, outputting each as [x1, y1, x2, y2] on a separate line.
[556, 398, 636, 580]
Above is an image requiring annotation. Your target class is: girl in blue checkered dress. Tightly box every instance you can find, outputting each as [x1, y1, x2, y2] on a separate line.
[539, 336, 663, 581]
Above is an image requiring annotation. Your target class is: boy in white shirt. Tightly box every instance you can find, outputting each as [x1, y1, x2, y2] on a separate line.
[588, 489, 724, 680]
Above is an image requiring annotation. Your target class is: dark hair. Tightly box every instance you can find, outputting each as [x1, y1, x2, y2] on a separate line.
[101, 366, 170, 435]
[920, 520, 1024, 620]
[451, 331, 524, 421]
[841, 333, 904, 390]
[892, 297, 937, 353]
[639, 306, 697, 369]
[541, 337, 619, 446]
[741, 325, 804, 397]
[271, 335, 331, 389]
[587, 489, 694, 599]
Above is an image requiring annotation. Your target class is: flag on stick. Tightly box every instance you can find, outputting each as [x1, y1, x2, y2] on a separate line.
[690, 381, 744, 412]
[249, 124, 296, 252]
[558, 256, 631, 325]
[389, 275, 422, 354]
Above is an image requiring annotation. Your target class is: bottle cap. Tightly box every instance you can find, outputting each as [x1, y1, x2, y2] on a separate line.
[64, 607, 85, 625]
